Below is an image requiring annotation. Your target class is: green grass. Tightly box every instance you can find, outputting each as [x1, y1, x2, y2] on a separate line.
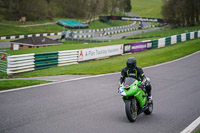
[131, 0, 163, 18]
[0, 24, 63, 37]
[126, 25, 200, 39]
[5, 38, 200, 78]
[5, 24, 200, 55]
[6, 37, 150, 55]
[0, 20, 133, 37]
[0, 80, 51, 91]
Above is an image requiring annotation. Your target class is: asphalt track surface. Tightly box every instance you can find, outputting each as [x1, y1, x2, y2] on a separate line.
[0, 51, 200, 133]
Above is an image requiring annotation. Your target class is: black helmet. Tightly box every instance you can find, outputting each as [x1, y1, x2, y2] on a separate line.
[126, 57, 137, 70]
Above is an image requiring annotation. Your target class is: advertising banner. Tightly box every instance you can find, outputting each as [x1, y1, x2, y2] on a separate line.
[130, 42, 147, 52]
[1, 54, 5, 60]
[124, 42, 148, 53]
[78, 45, 123, 61]
[99, 16, 167, 23]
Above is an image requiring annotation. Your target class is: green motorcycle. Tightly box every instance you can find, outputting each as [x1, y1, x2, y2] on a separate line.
[119, 77, 153, 122]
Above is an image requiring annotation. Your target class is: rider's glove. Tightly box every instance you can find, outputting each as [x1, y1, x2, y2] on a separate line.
[141, 81, 145, 86]
[118, 84, 123, 93]
[138, 81, 145, 88]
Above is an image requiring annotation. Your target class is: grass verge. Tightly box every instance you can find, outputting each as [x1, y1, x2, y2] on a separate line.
[0, 80, 51, 91]
[0, 20, 132, 37]
[131, 0, 163, 18]
[7, 38, 200, 78]
[126, 25, 200, 39]
[5, 24, 200, 55]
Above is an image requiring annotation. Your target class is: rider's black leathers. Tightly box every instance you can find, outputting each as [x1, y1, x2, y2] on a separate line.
[120, 66, 152, 96]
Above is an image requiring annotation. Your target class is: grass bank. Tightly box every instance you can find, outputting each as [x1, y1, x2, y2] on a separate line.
[5, 24, 200, 55]
[6, 38, 151, 55]
[126, 25, 200, 39]
[7, 38, 200, 78]
[131, 0, 163, 18]
[0, 80, 51, 91]
[0, 20, 132, 37]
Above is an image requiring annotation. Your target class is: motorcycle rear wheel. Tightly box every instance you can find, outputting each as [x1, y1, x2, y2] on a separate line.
[125, 99, 137, 122]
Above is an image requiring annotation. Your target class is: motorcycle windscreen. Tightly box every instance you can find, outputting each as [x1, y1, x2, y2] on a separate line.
[124, 77, 136, 86]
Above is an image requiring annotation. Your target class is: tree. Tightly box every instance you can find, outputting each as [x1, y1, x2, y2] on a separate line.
[161, 0, 200, 27]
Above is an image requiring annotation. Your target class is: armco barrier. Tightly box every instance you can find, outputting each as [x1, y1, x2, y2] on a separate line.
[0, 22, 136, 40]
[152, 40, 158, 49]
[34, 52, 59, 70]
[0, 32, 62, 41]
[151, 31, 199, 49]
[177, 34, 182, 43]
[58, 50, 79, 66]
[171, 35, 177, 44]
[7, 50, 78, 74]
[7, 53, 35, 74]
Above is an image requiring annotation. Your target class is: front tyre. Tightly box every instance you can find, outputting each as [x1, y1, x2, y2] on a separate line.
[125, 99, 137, 122]
[144, 101, 153, 115]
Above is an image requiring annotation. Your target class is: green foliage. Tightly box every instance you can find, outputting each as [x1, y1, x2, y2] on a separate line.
[196, 129, 200, 133]
[0, 80, 50, 90]
[161, 0, 200, 27]
[0, 0, 131, 21]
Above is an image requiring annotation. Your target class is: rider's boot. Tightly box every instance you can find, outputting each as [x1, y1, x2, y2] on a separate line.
[145, 85, 153, 103]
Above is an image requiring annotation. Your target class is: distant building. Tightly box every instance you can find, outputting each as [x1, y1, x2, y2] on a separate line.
[10, 36, 62, 50]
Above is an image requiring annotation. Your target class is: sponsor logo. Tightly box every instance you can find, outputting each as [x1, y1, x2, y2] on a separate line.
[131, 45, 146, 50]
[112, 16, 117, 20]
[124, 45, 131, 52]
[1, 54, 5, 60]
[122, 17, 158, 22]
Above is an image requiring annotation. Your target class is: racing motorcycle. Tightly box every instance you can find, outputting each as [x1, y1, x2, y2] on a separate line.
[119, 77, 153, 122]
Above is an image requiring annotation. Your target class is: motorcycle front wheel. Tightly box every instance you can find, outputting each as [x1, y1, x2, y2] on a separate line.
[144, 101, 153, 115]
[125, 99, 137, 122]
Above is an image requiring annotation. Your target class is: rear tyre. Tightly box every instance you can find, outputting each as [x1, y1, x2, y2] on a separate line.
[125, 99, 137, 122]
[144, 101, 153, 115]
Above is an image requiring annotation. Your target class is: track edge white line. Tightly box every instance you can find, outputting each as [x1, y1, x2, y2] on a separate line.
[180, 116, 200, 133]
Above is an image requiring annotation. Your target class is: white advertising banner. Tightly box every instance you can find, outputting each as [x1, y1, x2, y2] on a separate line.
[78, 45, 123, 61]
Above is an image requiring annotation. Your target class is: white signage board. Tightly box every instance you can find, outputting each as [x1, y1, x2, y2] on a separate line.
[13, 44, 19, 50]
[78, 45, 123, 61]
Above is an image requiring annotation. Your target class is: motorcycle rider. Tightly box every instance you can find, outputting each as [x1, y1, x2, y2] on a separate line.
[119, 57, 152, 101]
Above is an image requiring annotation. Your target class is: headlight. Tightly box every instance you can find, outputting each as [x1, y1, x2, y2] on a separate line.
[132, 86, 136, 89]
[119, 88, 126, 96]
